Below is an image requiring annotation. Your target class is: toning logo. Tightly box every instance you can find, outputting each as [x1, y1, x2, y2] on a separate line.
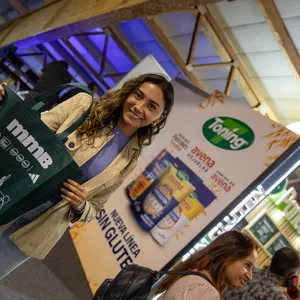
[202, 117, 255, 150]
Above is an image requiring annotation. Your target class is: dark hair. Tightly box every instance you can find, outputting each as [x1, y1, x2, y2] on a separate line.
[155, 231, 258, 295]
[88, 82, 98, 91]
[270, 248, 300, 277]
[78, 73, 174, 152]
[59, 60, 69, 69]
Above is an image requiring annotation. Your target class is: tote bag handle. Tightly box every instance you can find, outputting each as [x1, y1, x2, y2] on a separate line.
[26, 83, 94, 143]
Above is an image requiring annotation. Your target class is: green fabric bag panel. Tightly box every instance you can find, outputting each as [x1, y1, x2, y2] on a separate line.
[0, 84, 93, 225]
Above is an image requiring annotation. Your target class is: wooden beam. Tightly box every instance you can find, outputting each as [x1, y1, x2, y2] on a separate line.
[145, 17, 206, 91]
[186, 13, 203, 65]
[224, 66, 236, 96]
[100, 72, 127, 78]
[36, 44, 59, 70]
[257, 0, 300, 80]
[8, 0, 28, 14]
[167, 8, 198, 14]
[62, 38, 110, 90]
[193, 61, 233, 68]
[16, 52, 44, 57]
[203, 9, 263, 104]
[107, 25, 141, 64]
[36, 44, 57, 63]
[74, 32, 106, 37]
[175, 77, 209, 98]
[75, 34, 119, 81]
[0, 0, 224, 49]
[202, 7, 278, 121]
[41, 0, 57, 3]
[99, 35, 109, 75]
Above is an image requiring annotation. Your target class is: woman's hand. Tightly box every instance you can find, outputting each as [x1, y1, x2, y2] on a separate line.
[0, 84, 5, 102]
[61, 179, 87, 212]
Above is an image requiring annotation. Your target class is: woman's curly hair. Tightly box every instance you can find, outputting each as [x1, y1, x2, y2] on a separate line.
[77, 73, 174, 151]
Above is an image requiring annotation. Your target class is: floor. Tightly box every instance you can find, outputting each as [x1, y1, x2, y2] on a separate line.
[0, 232, 93, 300]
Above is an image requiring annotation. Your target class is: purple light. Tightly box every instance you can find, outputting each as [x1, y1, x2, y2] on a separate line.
[88, 34, 133, 72]
[118, 19, 180, 78]
[68, 37, 99, 72]
[67, 37, 115, 87]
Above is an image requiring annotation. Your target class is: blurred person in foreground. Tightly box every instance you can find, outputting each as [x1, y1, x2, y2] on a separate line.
[223, 247, 300, 300]
[153, 231, 259, 300]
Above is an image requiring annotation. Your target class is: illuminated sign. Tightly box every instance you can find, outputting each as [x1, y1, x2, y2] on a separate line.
[182, 162, 300, 261]
[270, 187, 300, 235]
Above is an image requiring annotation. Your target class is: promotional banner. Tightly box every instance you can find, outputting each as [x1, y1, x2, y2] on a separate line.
[70, 80, 299, 293]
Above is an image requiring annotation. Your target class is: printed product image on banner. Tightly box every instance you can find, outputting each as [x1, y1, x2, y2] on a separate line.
[128, 149, 216, 243]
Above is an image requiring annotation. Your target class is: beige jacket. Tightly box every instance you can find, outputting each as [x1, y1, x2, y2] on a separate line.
[0, 93, 139, 259]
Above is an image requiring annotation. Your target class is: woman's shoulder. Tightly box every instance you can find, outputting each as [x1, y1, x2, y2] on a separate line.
[163, 275, 219, 300]
[62, 92, 93, 114]
[55, 92, 92, 112]
[75, 92, 93, 106]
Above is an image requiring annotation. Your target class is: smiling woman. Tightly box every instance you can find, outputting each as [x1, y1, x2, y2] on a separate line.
[153, 231, 259, 300]
[120, 82, 166, 137]
[0, 74, 174, 280]
[77, 73, 174, 148]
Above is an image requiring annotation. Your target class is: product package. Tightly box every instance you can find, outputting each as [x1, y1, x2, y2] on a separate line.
[130, 158, 203, 231]
[150, 183, 216, 245]
[127, 150, 175, 201]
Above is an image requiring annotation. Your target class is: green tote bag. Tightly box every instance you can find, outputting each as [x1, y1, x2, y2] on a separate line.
[0, 83, 93, 225]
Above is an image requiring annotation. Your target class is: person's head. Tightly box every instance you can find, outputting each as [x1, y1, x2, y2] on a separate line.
[88, 82, 99, 94]
[155, 231, 258, 295]
[59, 60, 69, 69]
[78, 73, 174, 149]
[269, 247, 300, 286]
[117, 74, 173, 138]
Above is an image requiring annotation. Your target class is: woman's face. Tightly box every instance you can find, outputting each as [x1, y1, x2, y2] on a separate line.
[121, 82, 166, 130]
[224, 248, 258, 288]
